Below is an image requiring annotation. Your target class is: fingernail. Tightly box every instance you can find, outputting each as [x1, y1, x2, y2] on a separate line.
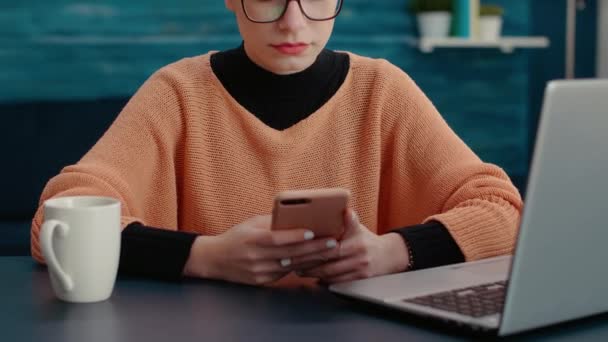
[280, 258, 291, 267]
[326, 239, 337, 249]
[304, 231, 315, 240]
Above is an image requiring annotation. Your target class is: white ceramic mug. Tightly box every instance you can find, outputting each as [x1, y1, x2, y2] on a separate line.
[40, 196, 121, 303]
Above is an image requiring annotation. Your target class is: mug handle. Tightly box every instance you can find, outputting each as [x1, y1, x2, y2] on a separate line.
[40, 220, 74, 292]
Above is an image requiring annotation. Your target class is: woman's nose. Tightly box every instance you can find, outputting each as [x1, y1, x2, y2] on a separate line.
[277, 0, 306, 31]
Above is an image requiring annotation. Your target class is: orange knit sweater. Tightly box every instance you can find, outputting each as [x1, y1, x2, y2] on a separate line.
[31, 52, 523, 268]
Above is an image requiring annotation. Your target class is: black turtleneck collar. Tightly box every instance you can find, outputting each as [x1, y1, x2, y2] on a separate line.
[210, 44, 349, 131]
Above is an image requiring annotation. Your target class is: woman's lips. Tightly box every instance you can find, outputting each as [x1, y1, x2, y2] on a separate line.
[271, 43, 309, 55]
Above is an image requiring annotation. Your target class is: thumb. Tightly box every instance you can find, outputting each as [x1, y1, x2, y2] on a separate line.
[342, 208, 360, 238]
[250, 215, 273, 229]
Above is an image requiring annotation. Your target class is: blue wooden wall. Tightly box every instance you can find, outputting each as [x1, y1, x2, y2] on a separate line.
[529, 0, 598, 164]
[1, 0, 544, 187]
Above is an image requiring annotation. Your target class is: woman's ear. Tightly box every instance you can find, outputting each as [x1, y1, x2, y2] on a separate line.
[225, 0, 235, 12]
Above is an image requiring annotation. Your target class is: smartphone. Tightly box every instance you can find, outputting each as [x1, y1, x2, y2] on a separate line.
[271, 188, 351, 240]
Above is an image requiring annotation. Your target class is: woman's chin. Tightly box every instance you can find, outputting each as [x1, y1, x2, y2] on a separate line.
[269, 57, 316, 75]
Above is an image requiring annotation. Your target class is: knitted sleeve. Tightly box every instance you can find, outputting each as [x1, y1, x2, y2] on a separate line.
[392, 221, 465, 270]
[30, 67, 187, 263]
[119, 223, 198, 280]
[386, 64, 523, 261]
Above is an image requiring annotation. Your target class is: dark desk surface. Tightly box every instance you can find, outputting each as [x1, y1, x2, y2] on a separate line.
[2, 257, 607, 341]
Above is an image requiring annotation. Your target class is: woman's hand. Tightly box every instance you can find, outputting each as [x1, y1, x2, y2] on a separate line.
[296, 209, 411, 284]
[183, 215, 340, 286]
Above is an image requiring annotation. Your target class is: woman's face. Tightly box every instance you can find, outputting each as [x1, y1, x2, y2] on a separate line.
[225, 0, 336, 75]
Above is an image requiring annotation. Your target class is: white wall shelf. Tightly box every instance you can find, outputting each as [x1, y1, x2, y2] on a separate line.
[417, 36, 550, 53]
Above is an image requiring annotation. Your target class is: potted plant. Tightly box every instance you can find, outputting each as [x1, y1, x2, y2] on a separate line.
[409, 0, 453, 38]
[479, 4, 504, 41]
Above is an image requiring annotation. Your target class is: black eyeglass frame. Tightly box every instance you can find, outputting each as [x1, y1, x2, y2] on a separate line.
[241, 0, 344, 23]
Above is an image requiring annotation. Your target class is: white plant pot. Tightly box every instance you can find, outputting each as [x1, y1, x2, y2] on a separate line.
[479, 16, 503, 41]
[417, 12, 452, 38]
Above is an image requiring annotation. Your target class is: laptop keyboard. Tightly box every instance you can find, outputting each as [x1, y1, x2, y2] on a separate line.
[403, 280, 507, 318]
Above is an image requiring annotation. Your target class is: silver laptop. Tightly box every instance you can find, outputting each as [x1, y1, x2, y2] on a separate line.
[330, 79, 608, 336]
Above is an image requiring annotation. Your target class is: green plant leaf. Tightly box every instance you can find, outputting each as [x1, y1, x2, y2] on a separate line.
[408, 0, 453, 13]
[480, 4, 504, 16]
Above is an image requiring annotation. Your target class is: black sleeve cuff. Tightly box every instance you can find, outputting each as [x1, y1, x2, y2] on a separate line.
[118, 222, 198, 281]
[391, 221, 465, 271]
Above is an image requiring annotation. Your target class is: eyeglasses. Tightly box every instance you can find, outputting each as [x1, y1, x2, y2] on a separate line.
[241, 0, 343, 23]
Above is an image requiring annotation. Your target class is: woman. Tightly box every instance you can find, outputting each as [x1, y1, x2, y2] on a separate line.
[31, 0, 523, 287]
